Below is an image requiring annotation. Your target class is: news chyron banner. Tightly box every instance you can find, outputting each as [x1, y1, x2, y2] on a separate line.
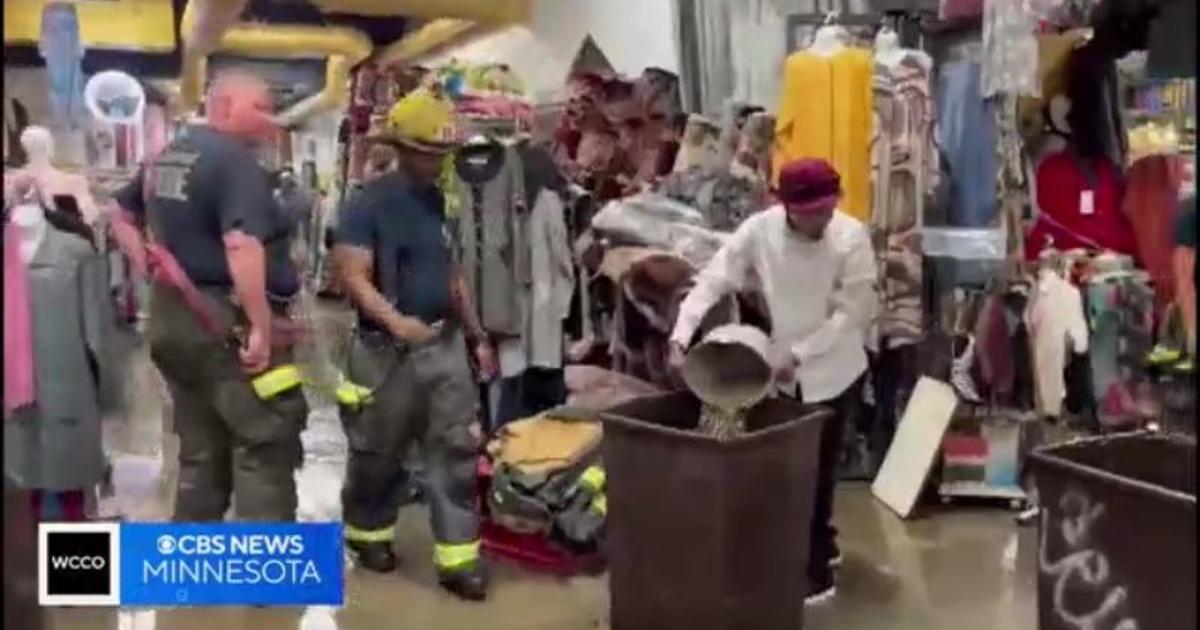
[39, 522, 344, 606]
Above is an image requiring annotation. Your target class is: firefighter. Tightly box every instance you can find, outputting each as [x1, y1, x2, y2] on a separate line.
[112, 71, 308, 522]
[331, 88, 497, 601]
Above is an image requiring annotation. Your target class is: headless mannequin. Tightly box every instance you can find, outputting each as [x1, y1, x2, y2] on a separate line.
[874, 26, 907, 67]
[9, 126, 98, 225]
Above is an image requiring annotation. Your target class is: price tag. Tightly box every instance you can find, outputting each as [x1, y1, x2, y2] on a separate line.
[1080, 190, 1095, 216]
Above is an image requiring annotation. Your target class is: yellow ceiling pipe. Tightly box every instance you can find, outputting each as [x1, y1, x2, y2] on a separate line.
[181, 0, 249, 58]
[308, 0, 532, 23]
[178, 0, 373, 120]
[3, 0, 177, 51]
[373, 18, 478, 67]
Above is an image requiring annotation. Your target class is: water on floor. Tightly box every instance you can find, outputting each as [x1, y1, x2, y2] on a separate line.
[47, 321, 1037, 630]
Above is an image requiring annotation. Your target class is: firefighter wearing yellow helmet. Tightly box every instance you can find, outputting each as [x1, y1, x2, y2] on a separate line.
[331, 87, 496, 601]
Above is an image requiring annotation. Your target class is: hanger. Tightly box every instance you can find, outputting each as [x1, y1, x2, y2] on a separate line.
[810, 11, 849, 56]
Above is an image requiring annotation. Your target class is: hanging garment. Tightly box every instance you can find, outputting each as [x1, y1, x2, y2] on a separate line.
[935, 59, 999, 227]
[773, 48, 874, 222]
[982, 0, 1059, 98]
[4, 226, 111, 491]
[3, 223, 36, 417]
[1123, 154, 1184, 316]
[1086, 276, 1157, 427]
[1027, 151, 1137, 259]
[1065, 41, 1127, 166]
[455, 142, 529, 337]
[1024, 269, 1089, 418]
[872, 51, 936, 348]
[974, 292, 1015, 401]
[528, 190, 576, 369]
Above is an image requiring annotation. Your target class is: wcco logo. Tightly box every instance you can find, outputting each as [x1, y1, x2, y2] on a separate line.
[39, 523, 121, 606]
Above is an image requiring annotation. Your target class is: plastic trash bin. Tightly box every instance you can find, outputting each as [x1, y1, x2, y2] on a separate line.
[601, 392, 829, 630]
[1029, 432, 1196, 630]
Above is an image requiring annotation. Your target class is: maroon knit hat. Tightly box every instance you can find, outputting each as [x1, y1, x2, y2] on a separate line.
[777, 158, 841, 215]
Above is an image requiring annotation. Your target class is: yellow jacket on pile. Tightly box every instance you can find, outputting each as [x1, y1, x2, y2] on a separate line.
[773, 48, 874, 222]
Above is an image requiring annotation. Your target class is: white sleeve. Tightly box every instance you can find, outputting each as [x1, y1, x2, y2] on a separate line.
[670, 220, 759, 348]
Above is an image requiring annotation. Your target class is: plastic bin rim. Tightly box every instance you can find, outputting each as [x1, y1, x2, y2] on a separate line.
[600, 403, 833, 448]
[1028, 433, 1196, 510]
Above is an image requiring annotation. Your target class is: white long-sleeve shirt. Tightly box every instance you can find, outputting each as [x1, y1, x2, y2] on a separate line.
[671, 206, 877, 403]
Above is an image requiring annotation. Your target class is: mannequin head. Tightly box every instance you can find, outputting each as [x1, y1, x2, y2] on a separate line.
[205, 71, 277, 145]
[19, 127, 54, 167]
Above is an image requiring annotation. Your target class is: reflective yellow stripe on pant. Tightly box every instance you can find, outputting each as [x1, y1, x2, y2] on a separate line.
[251, 364, 374, 407]
[434, 540, 481, 571]
[251, 364, 304, 400]
[345, 524, 396, 543]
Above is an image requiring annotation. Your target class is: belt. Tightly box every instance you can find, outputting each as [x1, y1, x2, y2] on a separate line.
[357, 319, 459, 353]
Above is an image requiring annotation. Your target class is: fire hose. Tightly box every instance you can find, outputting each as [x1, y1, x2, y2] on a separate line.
[115, 209, 373, 407]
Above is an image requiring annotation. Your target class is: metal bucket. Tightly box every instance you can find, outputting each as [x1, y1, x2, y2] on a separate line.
[681, 324, 775, 412]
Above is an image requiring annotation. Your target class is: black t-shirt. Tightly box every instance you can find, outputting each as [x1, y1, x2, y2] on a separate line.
[1176, 196, 1196, 290]
[334, 172, 454, 328]
[115, 126, 300, 297]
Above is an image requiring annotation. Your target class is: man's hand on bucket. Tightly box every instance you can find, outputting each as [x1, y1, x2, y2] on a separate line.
[772, 349, 798, 386]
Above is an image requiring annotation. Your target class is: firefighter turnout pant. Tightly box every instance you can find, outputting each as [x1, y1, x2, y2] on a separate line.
[340, 327, 482, 572]
[147, 285, 309, 522]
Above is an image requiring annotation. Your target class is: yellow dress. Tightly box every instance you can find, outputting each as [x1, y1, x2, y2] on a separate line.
[773, 48, 874, 222]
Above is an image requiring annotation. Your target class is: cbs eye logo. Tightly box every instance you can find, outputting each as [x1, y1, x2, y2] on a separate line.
[39, 523, 121, 606]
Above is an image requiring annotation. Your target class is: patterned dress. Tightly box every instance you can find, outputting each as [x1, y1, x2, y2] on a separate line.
[870, 51, 937, 349]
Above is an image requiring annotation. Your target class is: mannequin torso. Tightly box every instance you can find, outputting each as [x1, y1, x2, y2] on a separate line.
[9, 127, 98, 225]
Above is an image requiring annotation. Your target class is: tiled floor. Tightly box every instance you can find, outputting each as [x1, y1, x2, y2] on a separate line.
[44, 320, 1037, 630]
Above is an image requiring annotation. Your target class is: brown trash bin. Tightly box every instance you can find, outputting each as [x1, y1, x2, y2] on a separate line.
[1029, 432, 1196, 630]
[601, 392, 828, 630]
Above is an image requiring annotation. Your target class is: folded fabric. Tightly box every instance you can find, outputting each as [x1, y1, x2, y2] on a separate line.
[487, 414, 602, 477]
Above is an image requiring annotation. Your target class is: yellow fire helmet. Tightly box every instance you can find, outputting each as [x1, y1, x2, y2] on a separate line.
[370, 87, 458, 154]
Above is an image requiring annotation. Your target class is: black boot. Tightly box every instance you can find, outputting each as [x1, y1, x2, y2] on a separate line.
[437, 561, 489, 601]
[348, 540, 397, 573]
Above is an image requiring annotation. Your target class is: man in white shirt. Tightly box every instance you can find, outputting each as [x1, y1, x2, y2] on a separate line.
[669, 158, 876, 604]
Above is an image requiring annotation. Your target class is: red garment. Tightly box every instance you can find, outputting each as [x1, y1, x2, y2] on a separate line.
[1123, 155, 1183, 315]
[1027, 151, 1138, 260]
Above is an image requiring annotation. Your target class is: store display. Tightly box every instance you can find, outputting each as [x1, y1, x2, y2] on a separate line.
[0, 3, 1194, 621]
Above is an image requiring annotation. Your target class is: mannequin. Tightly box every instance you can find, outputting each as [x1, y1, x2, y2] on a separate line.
[874, 26, 907, 66]
[8, 126, 98, 226]
[810, 14, 849, 56]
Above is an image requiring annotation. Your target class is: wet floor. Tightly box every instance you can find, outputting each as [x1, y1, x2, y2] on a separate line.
[48, 316, 1037, 630]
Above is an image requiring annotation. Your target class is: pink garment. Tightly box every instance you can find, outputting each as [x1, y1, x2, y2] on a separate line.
[4, 223, 36, 417]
